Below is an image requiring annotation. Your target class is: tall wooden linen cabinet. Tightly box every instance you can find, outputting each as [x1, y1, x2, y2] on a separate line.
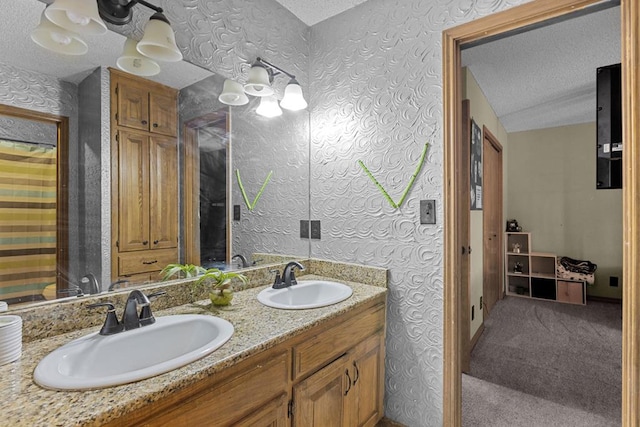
[110, 69, 179, 285]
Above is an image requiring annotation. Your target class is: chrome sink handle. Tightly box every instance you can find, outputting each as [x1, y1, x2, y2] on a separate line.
[87, 302, 124, 335]
[270, 269, 283, 289]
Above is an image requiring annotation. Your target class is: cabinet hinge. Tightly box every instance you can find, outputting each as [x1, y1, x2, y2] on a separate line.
[115, 112, 118, 121]
[287, 400, 294, 418]
[116, 240, 119, 248]
[115, 132, 119, 142]
[115, 85, 118, 95]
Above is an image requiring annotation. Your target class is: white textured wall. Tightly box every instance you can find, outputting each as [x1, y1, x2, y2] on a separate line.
[309, 0, 532, 424]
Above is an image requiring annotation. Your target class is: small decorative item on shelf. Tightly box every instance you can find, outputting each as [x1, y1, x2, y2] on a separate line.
[512, 243, 521, 253]
[513, 262, 523, 274]
[196, 268, 248, 307]
[516, 286, 527, 295]
[506, 219, 522, 232]
[160, 263, 248, 306]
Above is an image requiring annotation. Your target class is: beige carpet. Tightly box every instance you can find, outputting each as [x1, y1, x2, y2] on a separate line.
[463, 296, 621, 426]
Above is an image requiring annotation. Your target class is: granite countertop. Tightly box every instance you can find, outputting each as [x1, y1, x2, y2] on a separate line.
[0, 277, 386, 427]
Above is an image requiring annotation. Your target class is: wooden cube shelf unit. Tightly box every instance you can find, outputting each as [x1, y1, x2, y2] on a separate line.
[505, 232, 586, 305]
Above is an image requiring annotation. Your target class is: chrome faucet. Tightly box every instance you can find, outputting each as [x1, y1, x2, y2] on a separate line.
[232, 254, 249, 268]
[272, 261, 305, 289]
[87, 290, 165, 335]
[122, 290, 166, 330]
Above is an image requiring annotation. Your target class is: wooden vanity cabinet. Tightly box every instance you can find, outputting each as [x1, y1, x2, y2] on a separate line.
[106, 297, 386, 427]
[110, 69, 179, 283]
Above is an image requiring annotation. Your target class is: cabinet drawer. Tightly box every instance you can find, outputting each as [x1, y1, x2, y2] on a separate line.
[294, 303, 385, 379]
[118, 249, 177, 276]
[141, 351, 289, 427]
[557, 280, 585, 305]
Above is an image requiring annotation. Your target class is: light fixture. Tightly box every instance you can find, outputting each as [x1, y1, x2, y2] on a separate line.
[116, 38, 160, 76]
[219, 57, 308, 115]
[219, 80, 249, 106]
[280, 78, 308, 111]
[256, 95, 283, 118]
[32, 0, 182, 72]
[136, 12, 183, 62]
[45, 0, 107, 35]
[31, 10, 88, 56]
[244, 63, 274, 97]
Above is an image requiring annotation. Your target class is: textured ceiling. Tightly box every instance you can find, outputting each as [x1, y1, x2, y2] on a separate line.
[462, 5, 620, 133]
[272, 0, 370, 26]
[1, 1, 210, 88]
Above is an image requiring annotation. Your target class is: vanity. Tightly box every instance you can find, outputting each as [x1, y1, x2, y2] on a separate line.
[0, 261, 387, 427]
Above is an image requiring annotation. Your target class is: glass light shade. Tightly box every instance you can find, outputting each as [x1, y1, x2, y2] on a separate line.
[256, 95, 282, 118]
[280, 81, 308, 111]
[218, 80, 249, 106]
[136, 14, 183, 63]
[31, 11, 88, 56]
[116, 38, 160, 77]
[45, 0, 107, 35]
[244, 65, 274, 97]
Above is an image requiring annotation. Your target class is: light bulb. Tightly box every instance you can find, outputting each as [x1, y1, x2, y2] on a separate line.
[50, 31, 72, 46]
[65, 11, 90, 26]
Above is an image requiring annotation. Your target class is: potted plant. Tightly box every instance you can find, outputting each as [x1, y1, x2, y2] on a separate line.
[160, 263, 206, 281]
[195, 268, 248, 306]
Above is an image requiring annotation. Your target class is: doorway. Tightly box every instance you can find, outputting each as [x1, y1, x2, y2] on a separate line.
[184, 110, 231, 268]
[442, 0, 640, 425]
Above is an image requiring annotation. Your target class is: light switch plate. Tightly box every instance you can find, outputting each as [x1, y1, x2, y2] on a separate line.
[300, 220, 310, 239]
[420, 200, 436, 224]
[233, 205, 241, 221]
[310, 220, 321, 239]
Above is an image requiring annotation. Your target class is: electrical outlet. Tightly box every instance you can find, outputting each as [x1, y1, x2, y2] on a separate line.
[233, 205, 241, 221]
[610, 276, 619, 287]
[420, 200, 436, 224]
[480, 296, 483, 309]
[300, 220, 309, 239]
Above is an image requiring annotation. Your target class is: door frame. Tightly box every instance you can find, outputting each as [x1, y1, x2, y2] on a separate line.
[442, 0, 640, 425]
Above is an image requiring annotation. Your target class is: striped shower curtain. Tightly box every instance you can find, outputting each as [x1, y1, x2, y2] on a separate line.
[0, 139, 56, 302]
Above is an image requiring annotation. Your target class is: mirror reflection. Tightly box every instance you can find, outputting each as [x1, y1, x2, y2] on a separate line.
[0, 0, 310, 308]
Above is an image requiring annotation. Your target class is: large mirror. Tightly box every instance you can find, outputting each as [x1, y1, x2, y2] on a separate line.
[0, 0, 310, 307]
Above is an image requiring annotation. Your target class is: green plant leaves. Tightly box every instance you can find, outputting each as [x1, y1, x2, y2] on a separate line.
[358, 142, 430, 209]
[236, 169, 273, 211]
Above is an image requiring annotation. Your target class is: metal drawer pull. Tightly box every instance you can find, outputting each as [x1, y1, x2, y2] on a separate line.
[142, 120, 148, 125]
[353, 361, 360, 385]
[344, 369, 352, 395]
[142, 240, 149, 245]
[142, 260, 158, 265]
[153, 240, 159, 245]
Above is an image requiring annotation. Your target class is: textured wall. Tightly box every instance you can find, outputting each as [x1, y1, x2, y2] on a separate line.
[78, 67, 109, 289]
[0, 116, 57, 145]
[309, 0, 532, 424]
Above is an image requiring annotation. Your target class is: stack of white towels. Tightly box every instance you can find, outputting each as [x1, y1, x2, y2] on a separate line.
[0, 308, 22, 366]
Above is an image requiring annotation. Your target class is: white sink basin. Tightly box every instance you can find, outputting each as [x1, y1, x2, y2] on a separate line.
[257, 280, 353, 310]
[34, 314, 233, 390]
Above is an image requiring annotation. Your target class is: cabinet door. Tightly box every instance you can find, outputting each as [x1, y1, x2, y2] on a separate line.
[149, 136, 178, 249]
[348, 332, 384, 427]
[234, 394, 289, 427]
[293, 354, 349, 427]
[117, 79, 150, 131]
[118, 130, 149, 252]
[149, 91, 177, 136]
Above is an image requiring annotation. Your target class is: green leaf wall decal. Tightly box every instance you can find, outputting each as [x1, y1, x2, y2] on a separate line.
[358, 142, 429, 209]
[236, 169, 273, 211]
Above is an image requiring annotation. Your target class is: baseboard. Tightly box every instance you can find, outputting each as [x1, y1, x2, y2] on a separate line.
[587, 295, 622, 304]
[470, 323, 485, 352]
